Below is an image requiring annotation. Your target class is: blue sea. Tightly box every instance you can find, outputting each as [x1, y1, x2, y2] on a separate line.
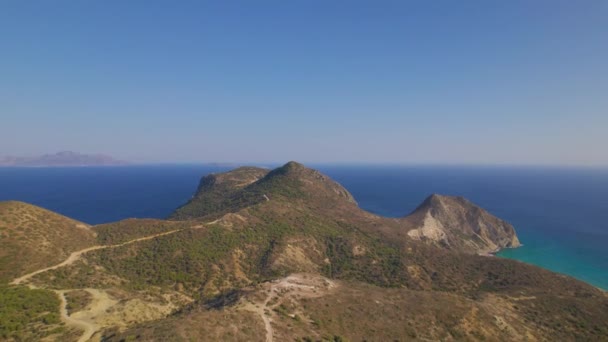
[1, 165, 607, 290]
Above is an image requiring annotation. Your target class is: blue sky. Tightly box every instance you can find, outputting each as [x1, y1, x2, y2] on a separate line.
[1, 1, 607, 165]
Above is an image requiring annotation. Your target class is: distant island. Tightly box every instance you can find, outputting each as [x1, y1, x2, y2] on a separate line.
[0, 151, 127, 167]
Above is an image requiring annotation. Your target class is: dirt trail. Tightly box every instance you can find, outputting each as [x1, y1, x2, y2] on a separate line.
[11, 228, 184, 286]
[56, 290, 95, 342]
[56, 288, 118, 342]
[241, 274, 336, 342]
[261, 289, 275, 342]
[10, 223, 211, 342]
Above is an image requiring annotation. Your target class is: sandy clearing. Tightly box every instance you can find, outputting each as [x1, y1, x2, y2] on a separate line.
[240, 274, 336, 342]
[56, 290, 96, 342]
[55, 288, 118, 342]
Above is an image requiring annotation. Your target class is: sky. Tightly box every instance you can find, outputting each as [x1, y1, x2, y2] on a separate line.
[1, 1, 607, 165]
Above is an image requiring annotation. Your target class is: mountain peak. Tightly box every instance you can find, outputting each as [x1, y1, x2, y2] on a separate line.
[170, 162, 357, 220]
[283, 160, 305, 169]
[405, 194, 521, 254]
[267, 161, 310, 177]
[260, 161, 357, 204]
[420, 193, 465, 205]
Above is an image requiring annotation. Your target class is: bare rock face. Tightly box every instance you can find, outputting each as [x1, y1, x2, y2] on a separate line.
[403, 194, 521, 254]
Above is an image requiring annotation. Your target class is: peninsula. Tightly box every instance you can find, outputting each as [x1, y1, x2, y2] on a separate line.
[1, 162, 606, 341]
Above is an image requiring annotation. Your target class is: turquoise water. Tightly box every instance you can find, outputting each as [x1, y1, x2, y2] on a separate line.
[497, 229, 608, 290]
[319, 165, 608, 290]
[1, 165, 607, 290]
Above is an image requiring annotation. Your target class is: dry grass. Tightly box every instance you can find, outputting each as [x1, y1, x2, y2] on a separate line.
[0, 201, 96, 283]
[108, 275, 608, 342]
[64, 290, 93, 315]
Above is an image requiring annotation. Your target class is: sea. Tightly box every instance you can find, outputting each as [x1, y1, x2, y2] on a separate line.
[1, 164, 607, 290]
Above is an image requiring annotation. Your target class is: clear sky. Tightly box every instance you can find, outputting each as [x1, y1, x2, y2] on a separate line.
[1, 1, 607, 165]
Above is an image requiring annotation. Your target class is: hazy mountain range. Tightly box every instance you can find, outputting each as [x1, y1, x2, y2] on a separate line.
[0, 151, 127, 167]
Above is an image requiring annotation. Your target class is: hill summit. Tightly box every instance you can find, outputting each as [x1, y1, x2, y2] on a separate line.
[171, 161, 357, 220]
[172, 162, 516, 256]
[404, 194, 521, 254]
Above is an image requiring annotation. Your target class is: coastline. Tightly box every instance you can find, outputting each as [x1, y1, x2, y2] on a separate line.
[496, 244, 608, 292]
[478, 244, 523, 257]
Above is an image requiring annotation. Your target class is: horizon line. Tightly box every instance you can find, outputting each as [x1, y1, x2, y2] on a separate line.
[2, 161, 608, 170]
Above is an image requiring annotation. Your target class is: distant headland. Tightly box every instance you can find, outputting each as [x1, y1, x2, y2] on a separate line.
[0, 151, 127, 167]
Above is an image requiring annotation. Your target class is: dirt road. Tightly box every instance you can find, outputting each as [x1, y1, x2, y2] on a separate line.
[10, 224, 207, 341]
[241, 274, 336, 342]
[11, 228, 184, 286]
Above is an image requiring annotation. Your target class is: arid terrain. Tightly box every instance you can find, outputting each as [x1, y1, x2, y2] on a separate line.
[1, 162, 607, 341]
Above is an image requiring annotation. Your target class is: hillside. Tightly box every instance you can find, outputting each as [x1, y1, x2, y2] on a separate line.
[170, 166, 270, 220]
[106, 273, 608, 342]
[1, 162, 607, 341]
[0, 201, 96, 283]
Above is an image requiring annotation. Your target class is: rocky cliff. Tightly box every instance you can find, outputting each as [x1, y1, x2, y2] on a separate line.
[403, 194, 521, 254]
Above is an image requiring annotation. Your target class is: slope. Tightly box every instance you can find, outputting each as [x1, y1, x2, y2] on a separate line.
[0, 201, 97, 283]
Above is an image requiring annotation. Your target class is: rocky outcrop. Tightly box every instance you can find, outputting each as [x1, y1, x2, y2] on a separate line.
[403, 194, 521, 254]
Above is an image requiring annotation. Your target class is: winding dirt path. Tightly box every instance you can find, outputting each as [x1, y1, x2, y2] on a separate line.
[10, 223, 212, 341]
[261, 288, 275, 342]
[11, 228, 184, 286]
[241, 286, 275, 342]
[56, 290, 94, 342]
[55, 289, 117, 342]
[241, 274, 336, 342]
